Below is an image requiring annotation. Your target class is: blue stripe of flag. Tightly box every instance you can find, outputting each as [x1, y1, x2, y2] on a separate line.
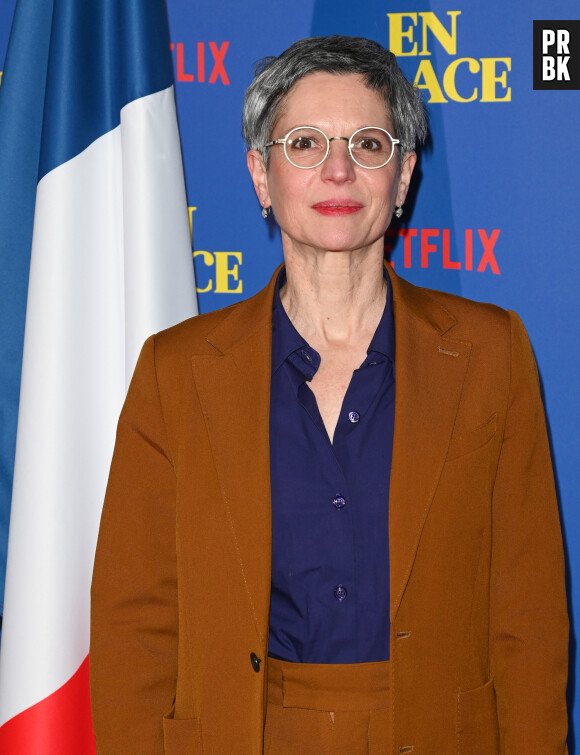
[40, 0, 174, 180]
[0, 0, 54, 620]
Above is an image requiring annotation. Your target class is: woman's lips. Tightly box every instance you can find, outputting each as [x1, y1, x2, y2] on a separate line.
[311, 200, 363, 216]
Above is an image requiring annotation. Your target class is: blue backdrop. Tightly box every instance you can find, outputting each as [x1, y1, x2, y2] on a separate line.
[1, 0, 579, 745]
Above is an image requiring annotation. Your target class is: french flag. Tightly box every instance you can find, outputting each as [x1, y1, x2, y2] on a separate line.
[0, 0, 197, 750]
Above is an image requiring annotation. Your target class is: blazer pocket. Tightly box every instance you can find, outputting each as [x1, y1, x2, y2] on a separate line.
[456, 677, 499, 755]
[163, 714, 203, 754]
[446, 414, 497, 462]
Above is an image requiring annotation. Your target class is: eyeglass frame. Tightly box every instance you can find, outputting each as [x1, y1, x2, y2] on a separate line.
[263, 125, 400, 170]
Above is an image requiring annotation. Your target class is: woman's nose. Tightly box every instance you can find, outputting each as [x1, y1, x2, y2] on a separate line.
[320, 138, 356, 182]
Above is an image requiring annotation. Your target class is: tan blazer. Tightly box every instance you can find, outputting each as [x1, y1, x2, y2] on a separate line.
[90, 264, 568, 754]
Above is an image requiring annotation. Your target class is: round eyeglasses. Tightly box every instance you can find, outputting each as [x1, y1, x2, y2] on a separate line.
[263, 126, 400, 169]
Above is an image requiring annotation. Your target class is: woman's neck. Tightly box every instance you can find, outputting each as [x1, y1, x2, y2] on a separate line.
[280, 243, 388, 349]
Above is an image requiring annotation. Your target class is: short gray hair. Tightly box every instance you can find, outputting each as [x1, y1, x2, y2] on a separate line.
[242, 35, 427, 165]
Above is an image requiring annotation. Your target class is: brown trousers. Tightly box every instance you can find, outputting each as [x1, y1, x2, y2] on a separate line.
[264, 657, 392, 754]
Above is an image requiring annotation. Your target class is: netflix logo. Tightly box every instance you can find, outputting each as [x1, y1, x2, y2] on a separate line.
[170, 41, 230, 84]
[386, 228, 501, 274]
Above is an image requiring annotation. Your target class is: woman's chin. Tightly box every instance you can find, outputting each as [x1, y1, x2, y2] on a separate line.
[282, 230, 374, 255]
[311, 234, 380, 255]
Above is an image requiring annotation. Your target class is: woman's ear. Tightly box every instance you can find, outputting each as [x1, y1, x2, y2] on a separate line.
[247, 150, 270, 208]
[396, 151, 417, 207]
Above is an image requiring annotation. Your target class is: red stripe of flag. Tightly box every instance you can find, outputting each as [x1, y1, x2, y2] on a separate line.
[0, 656, 95, 754]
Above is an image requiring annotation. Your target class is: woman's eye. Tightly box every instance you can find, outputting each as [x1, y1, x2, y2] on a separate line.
[291, 137, 316, 150]
[357, 138, 380, 151]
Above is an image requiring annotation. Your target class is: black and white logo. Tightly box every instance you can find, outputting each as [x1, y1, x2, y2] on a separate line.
[533, 21, 579, 90]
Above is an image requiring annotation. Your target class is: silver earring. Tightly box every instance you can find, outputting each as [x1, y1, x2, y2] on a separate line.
[261, 202, 271, 219]
[395, 205, 403, 218]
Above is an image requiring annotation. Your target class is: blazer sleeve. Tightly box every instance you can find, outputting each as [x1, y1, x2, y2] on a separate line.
[90, 335, 177, 754]
[490, 311, 569, 753]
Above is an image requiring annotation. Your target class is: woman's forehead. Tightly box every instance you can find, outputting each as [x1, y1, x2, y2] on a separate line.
[273, 72, 393, 134]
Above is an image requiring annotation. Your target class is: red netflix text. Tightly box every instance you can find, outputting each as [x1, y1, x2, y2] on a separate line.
[169, 41, 230, 84]
[386, 228, 500, 274]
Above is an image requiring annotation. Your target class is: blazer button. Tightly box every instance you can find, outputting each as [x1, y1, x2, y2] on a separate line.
[250, 652, 262, 672]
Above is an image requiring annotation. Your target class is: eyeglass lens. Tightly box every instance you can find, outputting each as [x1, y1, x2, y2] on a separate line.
[284, 127, 394, 168]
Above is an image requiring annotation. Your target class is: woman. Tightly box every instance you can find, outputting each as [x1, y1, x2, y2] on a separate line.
[90, 36, 568, 753]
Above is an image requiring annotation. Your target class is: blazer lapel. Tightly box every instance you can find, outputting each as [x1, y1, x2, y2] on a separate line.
[387, 267, 472, 621]
[191, 280, 276, 648]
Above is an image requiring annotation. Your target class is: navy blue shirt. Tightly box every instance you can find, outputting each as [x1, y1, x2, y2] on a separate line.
[268, 268, 395, 663]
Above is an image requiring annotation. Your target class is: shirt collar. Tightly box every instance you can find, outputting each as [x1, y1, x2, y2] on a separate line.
[367, 267, 395, 362]
[271, 264, 395, 376]
[271, 267, 309, 374]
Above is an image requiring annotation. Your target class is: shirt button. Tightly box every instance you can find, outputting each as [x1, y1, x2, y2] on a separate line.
[332, 495, 346, 509]
[348, 411, 360, 423]
[300, 349, 312, 361]
[334, 585, 348, 601]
